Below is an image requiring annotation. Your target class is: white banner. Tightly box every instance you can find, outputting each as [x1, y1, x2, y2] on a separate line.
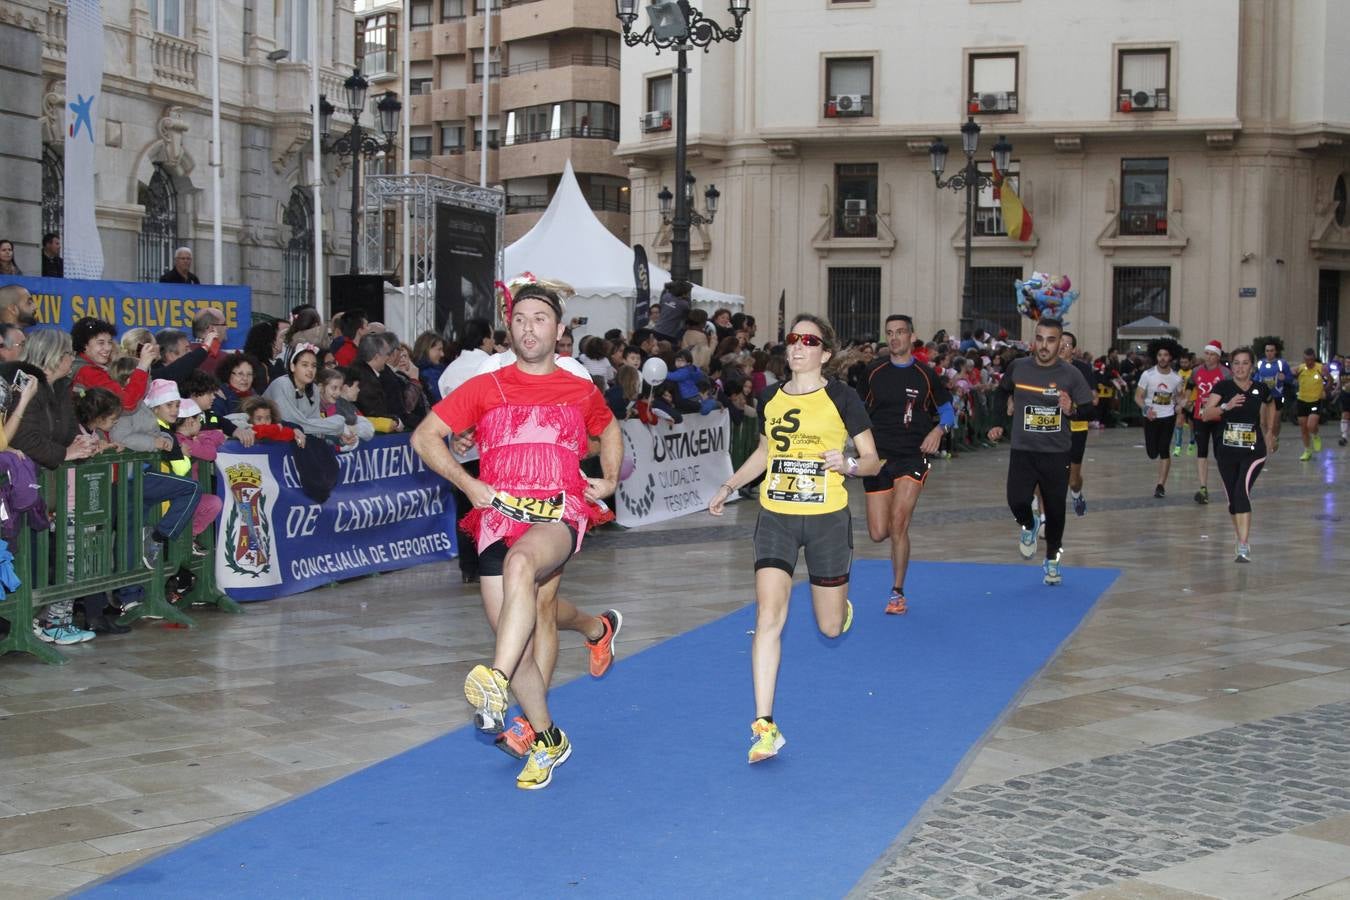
[614, 409, 736, 528]
[64, 0, 105, 279]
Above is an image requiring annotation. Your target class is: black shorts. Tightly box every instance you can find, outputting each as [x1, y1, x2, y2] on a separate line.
[1143, 415, 1177, 459]
[1069, 428, 1088, 465]
[1272, 394, 1287, 411]
[863, 455, 930, 493]
[477, 522, 579, 577]
[753, 507, 853, 587]
[1193, 419, 1217, 458]
[1297, 400, 1322, 418]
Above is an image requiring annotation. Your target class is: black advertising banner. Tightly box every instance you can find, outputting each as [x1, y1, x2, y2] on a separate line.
[632, 244, 651, 332]
[434, 203, 497, 343]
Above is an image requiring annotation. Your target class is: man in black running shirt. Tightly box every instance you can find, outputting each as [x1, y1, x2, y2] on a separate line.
[861, 314, 955, 615]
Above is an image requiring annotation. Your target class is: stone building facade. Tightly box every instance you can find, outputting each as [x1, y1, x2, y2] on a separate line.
[618, 0, 1350, 357]
[1, 0, 369, 317]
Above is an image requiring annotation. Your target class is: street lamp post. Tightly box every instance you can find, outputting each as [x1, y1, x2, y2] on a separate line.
[319, 69, 402, 276]
[616, 0, 749, 284]
[929, 117, 1012, 333]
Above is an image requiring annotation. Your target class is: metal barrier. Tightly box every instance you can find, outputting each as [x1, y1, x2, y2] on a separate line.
[0, 452, 240, 665]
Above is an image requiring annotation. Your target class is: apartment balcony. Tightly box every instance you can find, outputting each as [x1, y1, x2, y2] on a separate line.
[408, 94, 435, 127]
[431, 21, 467, 56]
[499, 56, 619, 109]
[497, 134, 625, 181]
[499, 0, 618, 43]
[409, 28, 432, 59]
[465, 81, 500, 115]
[430, 87, 467, 120]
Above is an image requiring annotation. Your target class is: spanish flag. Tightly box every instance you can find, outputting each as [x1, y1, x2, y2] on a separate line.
[991, 157, 1033, 241]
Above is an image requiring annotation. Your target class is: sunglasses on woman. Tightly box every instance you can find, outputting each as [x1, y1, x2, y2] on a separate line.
[785, 332, 824, 347]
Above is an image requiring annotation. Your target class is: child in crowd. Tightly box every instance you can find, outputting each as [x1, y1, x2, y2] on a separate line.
[336, 367, 383, 437]
[110, 378, 216, 567]
[173, 398, 228, 468]
[318, 368, 372, 448]
[182, 369, 255, 446]
[240, 396, 306, 446]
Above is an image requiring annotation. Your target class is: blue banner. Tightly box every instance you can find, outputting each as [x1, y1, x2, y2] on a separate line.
[212, 433, 458, 602]
[0, 275, 253, 349]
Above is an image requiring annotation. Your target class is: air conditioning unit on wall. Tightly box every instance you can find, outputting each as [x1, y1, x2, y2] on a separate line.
[844, 199, 868, 216]
[1120, 89, 1168, 112]
[826, 94, 867, 117]
[969, 91, 1016, 114]
[641, 110, 672, 132]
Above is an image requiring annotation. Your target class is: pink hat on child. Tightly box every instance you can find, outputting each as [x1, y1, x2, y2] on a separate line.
[143, 378, 183, 409]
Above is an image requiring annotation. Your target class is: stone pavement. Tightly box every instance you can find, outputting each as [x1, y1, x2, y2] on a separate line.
[2, 426, 1349, 898]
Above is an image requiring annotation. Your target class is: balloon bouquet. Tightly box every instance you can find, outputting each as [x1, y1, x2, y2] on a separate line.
[1014, 272, 1079, 322]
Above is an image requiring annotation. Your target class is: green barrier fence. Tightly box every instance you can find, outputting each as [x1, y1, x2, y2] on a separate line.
[0, 453, 240, 665]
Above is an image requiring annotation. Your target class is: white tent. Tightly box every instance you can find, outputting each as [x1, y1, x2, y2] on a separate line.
[504, 160, 743, 338]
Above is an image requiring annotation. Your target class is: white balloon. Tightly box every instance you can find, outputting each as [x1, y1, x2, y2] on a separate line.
[641, 357, 668, 386]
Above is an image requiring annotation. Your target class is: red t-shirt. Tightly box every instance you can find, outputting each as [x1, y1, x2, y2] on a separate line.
[334, 340, 358, 367]
[1191, 365, 1228, 417]
[433, 364, 613, 549]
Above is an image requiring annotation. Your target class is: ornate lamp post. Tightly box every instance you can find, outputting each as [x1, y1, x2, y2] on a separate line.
[319, 69, 402, 276]
[616, 0, 749, 283]
[929, 116, 1012, 331]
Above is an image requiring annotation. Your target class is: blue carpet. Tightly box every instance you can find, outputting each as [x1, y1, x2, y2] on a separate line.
[84, 560, 1117, 899]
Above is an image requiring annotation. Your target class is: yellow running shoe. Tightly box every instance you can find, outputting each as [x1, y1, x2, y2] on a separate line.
[517, 731, 572, 790]
[1313, 434, 1322, 452]
[842, 599, 854, 634]
[748, 718, 785, 764]
[464, 664, 510, 733]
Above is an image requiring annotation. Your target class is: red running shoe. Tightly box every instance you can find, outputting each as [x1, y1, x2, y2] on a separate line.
[884, 589, 908, 616]
[587, 609, 623, 677]
[495, 716, 537, 759]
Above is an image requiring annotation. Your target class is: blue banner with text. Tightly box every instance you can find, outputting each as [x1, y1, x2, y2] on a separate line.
[212, 433, 458, 602]
[0, 275, 253, 349]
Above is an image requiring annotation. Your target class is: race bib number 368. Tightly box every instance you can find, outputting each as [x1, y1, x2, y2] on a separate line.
[1222, 423, 1256, 450]
[765, 458, 827, 505]
[1023, 405, 1061, 433]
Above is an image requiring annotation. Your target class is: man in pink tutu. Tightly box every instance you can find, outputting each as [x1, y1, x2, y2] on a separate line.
[412, 284, 621, 790]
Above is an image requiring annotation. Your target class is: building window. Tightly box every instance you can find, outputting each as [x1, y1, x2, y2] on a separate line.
[410, 136, 433, 159]
[827, 267, 881, 341]
[834, 164, 878, 238]
[472, 127, 499, 150]
[1118, 49, 1169, 112]
[472, 50, 501, 82]
[442, 0, 465, 20]
[587, 175, 630, 214]
[503, 102, 620, 144]
[974, 161, 1018, 237]
[410, 78, 434, 95]
[970, 267, 1023, 338]
[1334, 174, 1347, 228]
[968, 52, 1018, 114]
[643, 75, 673, 132]
[149, 0, 183, 36]
[472, 0, 500, 11]
[138, 164, 179, 281]
[824, 58, 873, 118]
[1120, 158, 1169, 235]
[1112, 266, 1170, 348]
[280, 0, 308, 61]
[282, 187, 314, 309]
[42, 146, 63, 242]
[362, 14, 398, 75]
[687, 268, 704, 285]
[441, 124, 464, 154]
[411, 0, 433, 29]
[1317, 270, 1340, 362]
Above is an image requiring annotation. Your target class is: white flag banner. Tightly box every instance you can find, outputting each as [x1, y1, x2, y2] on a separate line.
[63, 0, 105, 278]
[613, 410, 735, 528]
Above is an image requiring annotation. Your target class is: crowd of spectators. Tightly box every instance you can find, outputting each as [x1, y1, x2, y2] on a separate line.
[0, 285, 449, 646]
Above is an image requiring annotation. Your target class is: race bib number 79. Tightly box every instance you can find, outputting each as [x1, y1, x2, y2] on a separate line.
[765, 458, 827, 505]
[491, 490, 566, 524]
